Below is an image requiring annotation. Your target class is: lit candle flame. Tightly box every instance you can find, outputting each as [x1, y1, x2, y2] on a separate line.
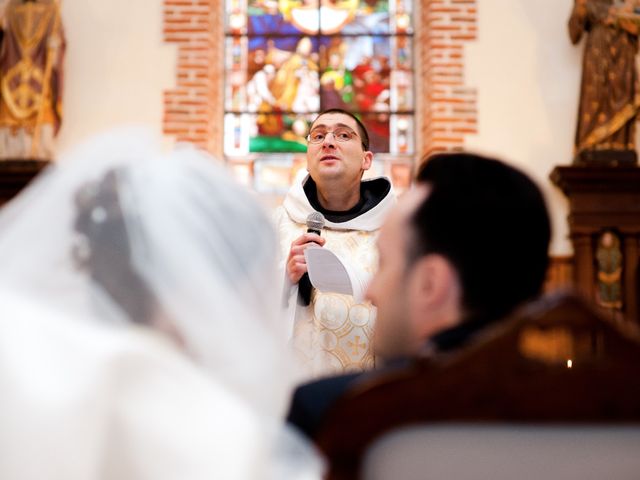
[567, 359, 573, 368]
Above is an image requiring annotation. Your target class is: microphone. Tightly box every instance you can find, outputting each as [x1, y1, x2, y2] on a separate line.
[306, 211, 325, 237]
[299, 212, 325, 305]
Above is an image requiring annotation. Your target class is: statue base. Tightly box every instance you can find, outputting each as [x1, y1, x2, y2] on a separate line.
[574, 149, 637, 166]
[550, 164, 640, 326]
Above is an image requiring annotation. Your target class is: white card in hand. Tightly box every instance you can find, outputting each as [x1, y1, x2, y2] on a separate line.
[304, 247, 369, 301]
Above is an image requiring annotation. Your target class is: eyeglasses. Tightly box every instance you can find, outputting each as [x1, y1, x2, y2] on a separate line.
[306, 127, 360, 144]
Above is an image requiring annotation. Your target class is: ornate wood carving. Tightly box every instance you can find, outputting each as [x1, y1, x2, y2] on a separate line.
[550, 165, 640, 324]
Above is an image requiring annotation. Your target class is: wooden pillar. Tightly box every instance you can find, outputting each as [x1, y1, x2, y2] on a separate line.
[571, 234, 594, 300]
[623, 232, 640, 324]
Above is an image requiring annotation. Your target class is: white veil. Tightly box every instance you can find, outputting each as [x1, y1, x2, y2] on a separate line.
[0, 128, 322, 478]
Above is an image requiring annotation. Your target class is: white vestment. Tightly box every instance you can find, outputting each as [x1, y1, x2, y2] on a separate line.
[275, 172, 396, 378]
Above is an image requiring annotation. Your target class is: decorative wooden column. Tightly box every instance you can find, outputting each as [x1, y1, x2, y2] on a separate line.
[0, 160, 49, 207]
[550, 166, 640, 325]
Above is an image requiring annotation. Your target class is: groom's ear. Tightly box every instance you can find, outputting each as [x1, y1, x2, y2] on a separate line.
[409, 254, 463, 341]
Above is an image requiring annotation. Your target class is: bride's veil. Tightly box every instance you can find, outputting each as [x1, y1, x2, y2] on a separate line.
[0, 128, 302, 421]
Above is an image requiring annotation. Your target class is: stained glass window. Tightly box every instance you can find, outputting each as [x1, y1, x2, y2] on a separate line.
[224, 0, 414, 160]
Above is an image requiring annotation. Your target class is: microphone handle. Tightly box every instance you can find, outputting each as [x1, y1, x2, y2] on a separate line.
[299, 273, 313, 306]
[299, 227, 322, 305]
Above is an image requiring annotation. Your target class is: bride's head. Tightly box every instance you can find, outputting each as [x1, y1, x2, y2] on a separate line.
[72, 168, 160, 327]
[0, 128, 294, 418]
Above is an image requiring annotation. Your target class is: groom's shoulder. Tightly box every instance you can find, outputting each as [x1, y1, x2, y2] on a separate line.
[287, 371, 363, 439]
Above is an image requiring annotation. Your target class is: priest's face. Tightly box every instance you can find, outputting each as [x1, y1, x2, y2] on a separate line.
[306, 112, 372, 186]
[367, 186, 427, 359]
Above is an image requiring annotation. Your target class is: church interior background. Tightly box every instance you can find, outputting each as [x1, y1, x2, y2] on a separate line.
[2, 0, 639, 320]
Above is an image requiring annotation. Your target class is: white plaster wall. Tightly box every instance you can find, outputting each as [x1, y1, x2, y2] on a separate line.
[55, 0, 176, 156]
[465, 0, 582, 255]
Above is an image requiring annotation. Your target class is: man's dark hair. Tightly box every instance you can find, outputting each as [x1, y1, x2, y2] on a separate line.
[311, 109, 370, 151]
[412, 152, 551, 324]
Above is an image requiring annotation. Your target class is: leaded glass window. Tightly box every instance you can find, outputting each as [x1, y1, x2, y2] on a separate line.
[224, 0, 414, 194]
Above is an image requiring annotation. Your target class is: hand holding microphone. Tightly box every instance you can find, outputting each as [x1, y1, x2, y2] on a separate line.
[286, 213, 326, 305]
[299, 212, 325, 305]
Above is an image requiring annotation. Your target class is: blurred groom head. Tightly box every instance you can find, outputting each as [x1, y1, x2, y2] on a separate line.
[366, 152, 551, 359]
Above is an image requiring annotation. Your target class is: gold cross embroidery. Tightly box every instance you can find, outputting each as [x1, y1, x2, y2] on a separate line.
[348, 335, 366, 356]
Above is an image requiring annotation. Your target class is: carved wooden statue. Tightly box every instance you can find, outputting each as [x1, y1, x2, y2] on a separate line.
[569, 0, 640, 165]
[0, 0, 64, 160]
[596, 230, 623, 310]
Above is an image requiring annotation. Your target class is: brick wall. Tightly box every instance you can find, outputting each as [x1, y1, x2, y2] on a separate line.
[163, 0, 478, 165]
[163, 0, 223, 158]
[416, 0, 478, 164]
